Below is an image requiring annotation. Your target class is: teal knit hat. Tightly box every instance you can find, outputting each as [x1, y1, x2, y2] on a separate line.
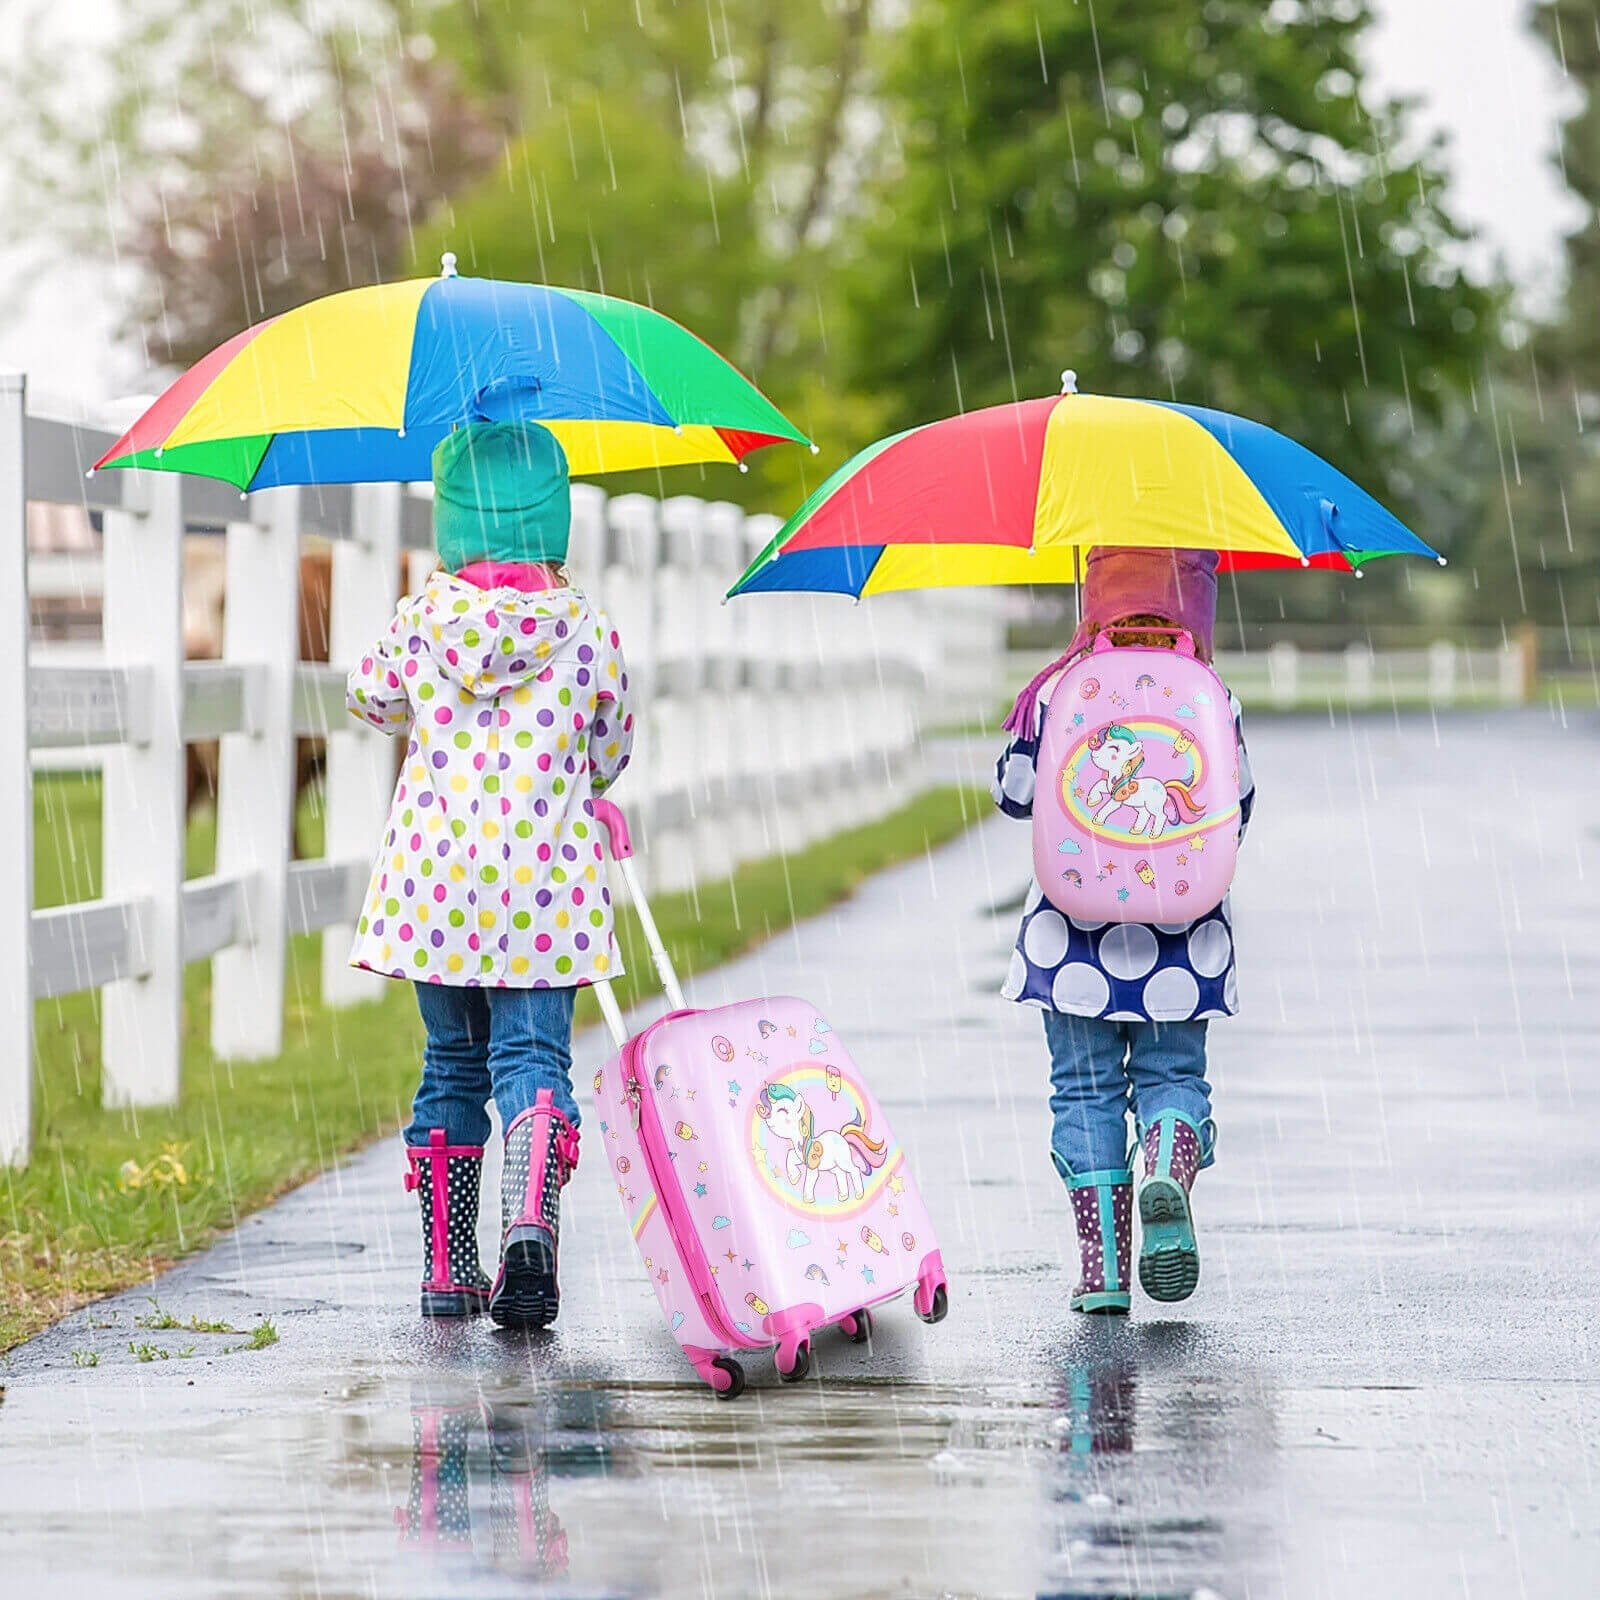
[432, 421, 571, 569]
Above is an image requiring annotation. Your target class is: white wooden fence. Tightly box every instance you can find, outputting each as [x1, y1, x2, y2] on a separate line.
[8, 382, 1004, 1168]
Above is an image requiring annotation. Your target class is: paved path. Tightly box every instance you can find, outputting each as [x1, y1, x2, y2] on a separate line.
[3, 711, 1597, 1599]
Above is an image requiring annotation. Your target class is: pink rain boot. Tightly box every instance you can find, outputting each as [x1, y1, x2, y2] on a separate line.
[404, 1129, 491, 1317]
[489, 1090, 580, 1330]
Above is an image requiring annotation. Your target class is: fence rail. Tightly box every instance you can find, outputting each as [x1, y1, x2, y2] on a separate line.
[8, 383, 1004, 1167]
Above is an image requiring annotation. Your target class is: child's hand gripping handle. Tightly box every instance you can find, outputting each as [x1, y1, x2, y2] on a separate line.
[590, 800, 687, 1049]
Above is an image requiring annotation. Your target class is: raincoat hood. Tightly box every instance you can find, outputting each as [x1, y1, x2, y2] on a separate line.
[416, 570, 596, 698]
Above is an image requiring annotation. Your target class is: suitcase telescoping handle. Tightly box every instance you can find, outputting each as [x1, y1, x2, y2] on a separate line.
[590, 799, 687, 1048]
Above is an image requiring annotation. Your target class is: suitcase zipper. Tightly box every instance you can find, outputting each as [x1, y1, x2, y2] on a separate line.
[622, 1017, 755, 1351]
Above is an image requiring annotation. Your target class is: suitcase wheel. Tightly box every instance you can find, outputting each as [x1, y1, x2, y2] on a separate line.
[839, 1307, 872, 1344]
[916, 1283, 949, 1325]
[709, 1356, 746, 1401]
[775, 1337, 811, 1383]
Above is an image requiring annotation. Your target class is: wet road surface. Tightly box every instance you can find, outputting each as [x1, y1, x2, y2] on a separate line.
[4, 711, 1597, 1598]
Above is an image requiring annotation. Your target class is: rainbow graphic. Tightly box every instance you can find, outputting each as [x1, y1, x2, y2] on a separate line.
[630, 1190, 659, 1240]
[748, 1063, 901, 1218]
[1059, 718, 1238, 846]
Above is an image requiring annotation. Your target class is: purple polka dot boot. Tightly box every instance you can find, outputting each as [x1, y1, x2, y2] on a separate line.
[489, 1089, 580, 1330]
[1137, 1109, 1205, 1303]
[1057, 1159, 1134, 1315]
[404, 1129, 491, 1317]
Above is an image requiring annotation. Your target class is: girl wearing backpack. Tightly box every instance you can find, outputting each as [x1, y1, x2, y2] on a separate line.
[992, 547, 1254, 1314]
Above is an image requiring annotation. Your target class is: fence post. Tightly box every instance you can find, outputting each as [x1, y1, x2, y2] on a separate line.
[1268, 641, 1298, 710]
[1, 378, 31, 1162]
[1343, 642, 1374, 708]
[211, 488, 300, 1059]
[100, 467, 185, 1106]
[321, 483, 402, 1007]
[1427, 641, 1458, 706]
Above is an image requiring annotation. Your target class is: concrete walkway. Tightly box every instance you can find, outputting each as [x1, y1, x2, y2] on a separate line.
[3, 711, 1596, 1599]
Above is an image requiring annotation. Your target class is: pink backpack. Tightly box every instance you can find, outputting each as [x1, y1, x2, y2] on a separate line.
[1030, 630, 1240, 922]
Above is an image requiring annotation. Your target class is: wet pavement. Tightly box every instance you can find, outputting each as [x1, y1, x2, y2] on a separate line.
[4, 710, 1597, 1599]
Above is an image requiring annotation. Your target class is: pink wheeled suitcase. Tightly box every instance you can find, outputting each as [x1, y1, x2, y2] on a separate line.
[588, 801, 949, 1399]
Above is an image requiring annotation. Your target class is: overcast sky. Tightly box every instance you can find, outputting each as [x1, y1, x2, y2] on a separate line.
[0, 0, 1583, 416]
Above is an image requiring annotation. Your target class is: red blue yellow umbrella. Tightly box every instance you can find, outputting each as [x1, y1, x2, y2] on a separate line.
[93, 267, 810, 490]
[727, 390, 1441, 599]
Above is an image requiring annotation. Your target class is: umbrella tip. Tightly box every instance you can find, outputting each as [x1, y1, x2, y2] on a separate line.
[440, 252, 458, 279]
[1060, 369, 1078, 395]
[1300, 556, 1311, 567]
[738, 461, 749, 474]
[84, 466, 95, 478]
[1354, 567, 1365, 579]
[809, 442, 820, 455]
[1437, 555, 1448, 567]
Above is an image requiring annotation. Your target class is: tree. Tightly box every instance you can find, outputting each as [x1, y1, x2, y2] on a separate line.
[5, 1, 502, 371]
[840, 0, 1498, 534]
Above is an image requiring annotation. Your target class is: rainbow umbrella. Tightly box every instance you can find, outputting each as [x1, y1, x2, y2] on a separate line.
[727, 390, 1441, 600]
[92, 267, 810, 491]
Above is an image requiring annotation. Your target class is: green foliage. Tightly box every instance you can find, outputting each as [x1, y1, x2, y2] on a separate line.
[844, 0, 1498, 518]
[7, 774, 984, 1350]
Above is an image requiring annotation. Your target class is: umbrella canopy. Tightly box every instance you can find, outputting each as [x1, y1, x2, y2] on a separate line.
[727, 392, 1441, 600]
[93, 271, 810, 491]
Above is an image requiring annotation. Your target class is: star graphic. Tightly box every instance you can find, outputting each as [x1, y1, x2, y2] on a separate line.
[889, 1174, 905, 1194]
[694, 1182, 708, 1198]
[1072, 712, 1085, 726]
[599, 1120, 609, 1134]
[616, 1182, 627, 1198]
[698, 1161, 709, 1173]
[837, 1256, 847, 1267]
[836, 1239, 849, 1255]
[725, 1249, 737, 1263]
[727, 1080, 741, 1096]
[1189, 835, 1206, 851]
[742, 1258, 754, 1271]
[1117, 886, 1131, 903]
[1163, 685, 1174, 696]
[888, 1201, 900, 1216]
[1097, 870, 1108, 881]
[708, 1265, 718, 1276]
[684, 1088, 697, 1101]
[861, 1266, 875, 1285]
[624, 1191, 635, 1205]
[644, 1257, 653, 1269]
[1104, 860, 1117, 872]
[656, 1268, 668, 1284]
[786, 1025, 797, 1036]
[1176, 853, 1188, 866]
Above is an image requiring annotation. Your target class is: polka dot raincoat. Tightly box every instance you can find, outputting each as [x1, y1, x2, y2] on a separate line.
[992, 669, 1254, 1022]
[346, 572, 634, 989]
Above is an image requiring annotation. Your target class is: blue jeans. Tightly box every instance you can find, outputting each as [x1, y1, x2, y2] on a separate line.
[406, 984, 579, 1149]
[1043, 1012, 1213, 1177]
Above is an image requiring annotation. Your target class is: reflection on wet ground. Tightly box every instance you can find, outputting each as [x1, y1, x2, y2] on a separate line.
[6, 721, 1599, 1596]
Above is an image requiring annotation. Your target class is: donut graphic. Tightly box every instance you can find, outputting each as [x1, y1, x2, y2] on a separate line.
[1080, 677, 1101, 700]
[711, 1035, 735, 1062]
[1173, 880, 1190, 896]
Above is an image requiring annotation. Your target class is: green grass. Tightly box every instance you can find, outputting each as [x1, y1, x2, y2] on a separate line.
[6, 773, 985, 1350]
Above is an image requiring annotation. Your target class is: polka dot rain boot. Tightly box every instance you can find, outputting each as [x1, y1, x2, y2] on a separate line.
[404, 1129, 491, 1317]
[1055, 1156, 1134, 1314]
[393, 1398, 477, 1553]
[1137, 1109, 1206, 1303]
[484, 1399, 569, 1577]
[489, 1089, 580, 1330]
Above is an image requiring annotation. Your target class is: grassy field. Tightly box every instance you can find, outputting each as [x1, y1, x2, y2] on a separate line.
[6, 773, 985, 1351]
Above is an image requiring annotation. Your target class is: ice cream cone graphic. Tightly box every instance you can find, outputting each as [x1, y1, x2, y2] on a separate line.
[860, 1226, 889, 1256]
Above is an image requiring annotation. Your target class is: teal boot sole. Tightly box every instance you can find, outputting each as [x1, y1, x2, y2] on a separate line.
[1138, 1176, 1199, 1303]
[1070, 1288, 1130, 1315]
